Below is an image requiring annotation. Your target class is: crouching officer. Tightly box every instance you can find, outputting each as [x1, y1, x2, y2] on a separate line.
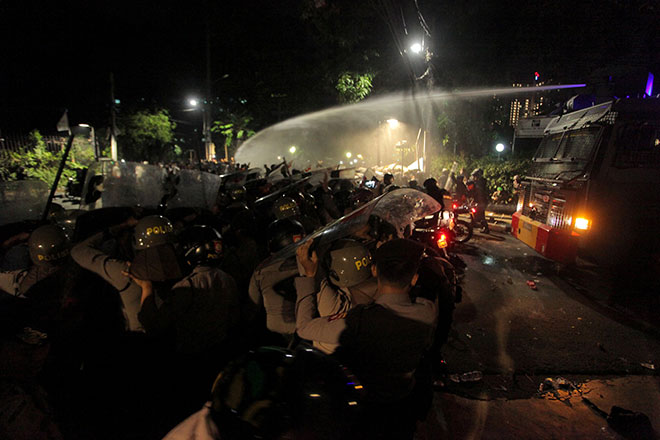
[247, 218, 306, 345]
[295, 238, 437, 439]
[0, 225, 76, 333]
[311, 239, 377, 354]
[125, 224, 240, 418]
[133, 225, 240, 356]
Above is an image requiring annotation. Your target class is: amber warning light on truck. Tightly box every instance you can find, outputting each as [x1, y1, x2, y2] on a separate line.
[574, 217, 590, 231]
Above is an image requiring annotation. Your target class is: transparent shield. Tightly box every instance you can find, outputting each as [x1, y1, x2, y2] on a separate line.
[166, 169, 222, 210]
[257, 188, 441, 270]
[0, 180, 50, 225]
[80, 161, 167, 210]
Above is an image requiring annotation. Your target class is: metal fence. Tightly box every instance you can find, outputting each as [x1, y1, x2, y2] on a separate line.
[0, 133, 68, 156]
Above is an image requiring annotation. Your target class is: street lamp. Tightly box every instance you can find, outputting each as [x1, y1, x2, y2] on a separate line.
[289, 146, 297, 154]
[345, 152, 352, 159]
[496, 143, 505, 160]
[410, 43, 423, 54]
[189, 98, 198, 107]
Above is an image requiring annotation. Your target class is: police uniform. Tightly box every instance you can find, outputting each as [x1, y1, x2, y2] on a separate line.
[248, 257, 299, 336]
[0, 266, 56, 298]
[70, 230, 144, 332]
[138, 265, 240, 355]
[311, 277, 378, 354]
[296, 278, 436, 396]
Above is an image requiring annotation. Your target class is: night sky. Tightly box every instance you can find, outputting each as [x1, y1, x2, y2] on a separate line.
[1, 0, 658, 133]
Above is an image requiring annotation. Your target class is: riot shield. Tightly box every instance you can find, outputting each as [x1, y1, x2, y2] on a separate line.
[257, 188, 441, 270]
[0, 180, 50, 226]
[80, 161, 167, 210]
[166, 169, 222, 210]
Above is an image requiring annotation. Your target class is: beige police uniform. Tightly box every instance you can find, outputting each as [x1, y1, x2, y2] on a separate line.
[248, 258, 299, 336]
[70, 231, 144, 332]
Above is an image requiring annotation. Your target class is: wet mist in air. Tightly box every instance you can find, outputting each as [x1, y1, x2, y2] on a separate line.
[234, 84, 585, 170]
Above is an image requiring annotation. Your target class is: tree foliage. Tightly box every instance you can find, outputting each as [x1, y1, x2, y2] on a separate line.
[0, 130, 87, 189]
[336, 72, 374, 103]
[434, 97, 511, 157]
[118, 109, 177, 162]
[212, 111, 256, 159]
[430, 153, 530, 200]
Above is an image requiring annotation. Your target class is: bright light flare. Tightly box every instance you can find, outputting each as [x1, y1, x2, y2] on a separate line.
[345, 152, 352, 158]
[410, 43, 422, 54]
[189, 99, 198, 107]
[386, 119, 399, 129]
[289, 146, 297, 154]
[496, 143, 505, 152]
[574, 217, 590, 230]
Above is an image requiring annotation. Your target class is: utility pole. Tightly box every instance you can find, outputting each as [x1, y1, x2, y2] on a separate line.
[204, 9, 214, 161]
[109, 73, 118, 161]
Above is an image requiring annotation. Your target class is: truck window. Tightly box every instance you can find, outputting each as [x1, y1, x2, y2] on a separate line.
[614, 123, 660, 168]
[557, 127, 600, 160]
[535, 133, 563, 159]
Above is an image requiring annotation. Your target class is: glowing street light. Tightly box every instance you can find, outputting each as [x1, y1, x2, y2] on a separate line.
[410, 43, 422, 54]
[189, 98, 198, 107]
[289, 146, 297, 154]
[495, 143, 505, 160]
[345, 152, 352, 159]
[386, 119, 399, 129]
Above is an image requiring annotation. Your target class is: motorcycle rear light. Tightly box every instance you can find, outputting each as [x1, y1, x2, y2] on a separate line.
[470, 208, 477, 214]
[452, 203, 458, 210]
[437, 233, 448, 249]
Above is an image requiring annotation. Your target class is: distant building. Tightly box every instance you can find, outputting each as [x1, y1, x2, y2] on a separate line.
[509, 81, 547, 127]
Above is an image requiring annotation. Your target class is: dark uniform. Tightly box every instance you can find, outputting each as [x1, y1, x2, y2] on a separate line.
[138, 265, 240, 355]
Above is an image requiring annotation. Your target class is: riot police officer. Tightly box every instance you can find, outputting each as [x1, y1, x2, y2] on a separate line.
[71, 215, 182, 332]
[248, 218, 306, 343]
[312, 239, 378, 354]
[0, 225, 70, 300]
[295, 238, 437, 438]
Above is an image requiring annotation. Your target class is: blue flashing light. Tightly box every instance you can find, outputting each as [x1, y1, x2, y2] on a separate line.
[645, 72, 654, 97]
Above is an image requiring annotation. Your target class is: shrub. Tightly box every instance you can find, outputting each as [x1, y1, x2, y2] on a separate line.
[429, 154, 530, 202]
[0, 130, 86, 189]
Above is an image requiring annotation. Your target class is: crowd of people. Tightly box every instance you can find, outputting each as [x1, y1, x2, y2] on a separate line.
[0, 165, 495, 439]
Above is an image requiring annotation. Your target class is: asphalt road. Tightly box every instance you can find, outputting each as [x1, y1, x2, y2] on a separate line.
[420, 230, 660, 439]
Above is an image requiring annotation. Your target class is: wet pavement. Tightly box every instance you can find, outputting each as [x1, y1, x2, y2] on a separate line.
[422, 230, 660, 439]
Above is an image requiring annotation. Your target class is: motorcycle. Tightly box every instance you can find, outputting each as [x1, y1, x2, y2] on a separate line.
[450, 200, 475, 244]
[411, 209, 457, 256]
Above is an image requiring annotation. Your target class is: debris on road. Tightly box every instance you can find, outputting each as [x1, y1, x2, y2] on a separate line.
[449, 371, 483, 383]
[640, 362, 655, 370]
[526, 280, 538, 290]
[538, 377, 582, 401]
